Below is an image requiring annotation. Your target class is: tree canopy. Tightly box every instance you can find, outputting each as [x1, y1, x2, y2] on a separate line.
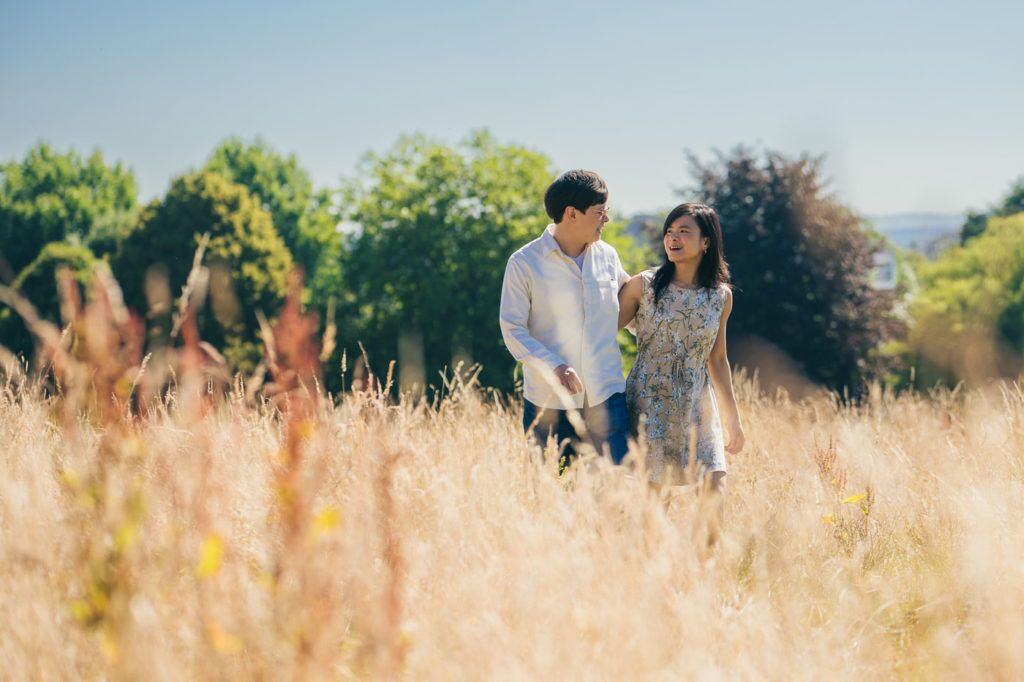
[0, 143, 137, 276]
[960, 176, 1024, 245]
[686, 147, 900, 393]
[2, 133, 1015, 394]
[114, 171, 293, 370]
[912, 212, 1024, 381]
[340, 131, 553, 392]
[203, 137, 339, 285]
[0, 240, 98, 357]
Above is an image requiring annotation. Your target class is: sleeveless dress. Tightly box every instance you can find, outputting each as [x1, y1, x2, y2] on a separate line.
[625, 269, 729, 480]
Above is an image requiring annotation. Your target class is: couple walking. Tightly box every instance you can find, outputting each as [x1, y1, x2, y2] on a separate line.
[499, 170, 744, 490]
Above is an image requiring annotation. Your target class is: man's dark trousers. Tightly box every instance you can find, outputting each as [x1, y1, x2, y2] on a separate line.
[522, 392, 629, 469]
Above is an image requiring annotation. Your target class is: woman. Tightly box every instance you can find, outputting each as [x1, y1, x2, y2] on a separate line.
[618, 203, 744, 491]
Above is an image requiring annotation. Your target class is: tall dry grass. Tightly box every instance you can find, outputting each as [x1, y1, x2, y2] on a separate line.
[2, 272, 1024, 680]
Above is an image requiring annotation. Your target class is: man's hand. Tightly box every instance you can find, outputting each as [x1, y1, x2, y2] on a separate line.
[554, 364, 584, 395]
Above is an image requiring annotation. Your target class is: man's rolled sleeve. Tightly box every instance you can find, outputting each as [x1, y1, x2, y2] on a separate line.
[499, 257, 565, 370]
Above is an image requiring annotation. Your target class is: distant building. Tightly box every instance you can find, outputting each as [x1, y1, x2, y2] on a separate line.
[623, 214, 657, 242]
[923, 232, 959, 259]
[871, 250, 897, 290]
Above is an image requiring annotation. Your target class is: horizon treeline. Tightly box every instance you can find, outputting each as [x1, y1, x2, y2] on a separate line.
[1, 134, 1022, 396]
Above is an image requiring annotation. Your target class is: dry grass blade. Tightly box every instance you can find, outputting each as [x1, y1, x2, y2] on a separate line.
[320, 296, 336, 363]
[169, 232, 211, 341]
[256, 308, 277, 374]
[0, 282, 66, 357]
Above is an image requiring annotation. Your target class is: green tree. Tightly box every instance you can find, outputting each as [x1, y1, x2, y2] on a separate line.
[602, 218, 656, 276]
[340, 131, 553, 392]
[0, 241, 97, 357]
[960, 176, 1024, 245]
[203, 138, 340, 290]
[960, 211, 989, 245]
[911, 212, 1024, 382]
[686, 147, 900, 393]
[0, 143, 137, 276]
[113, 171, 292, 371]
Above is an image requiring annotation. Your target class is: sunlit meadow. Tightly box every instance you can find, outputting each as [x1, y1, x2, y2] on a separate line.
[1, 268, 1023, 680]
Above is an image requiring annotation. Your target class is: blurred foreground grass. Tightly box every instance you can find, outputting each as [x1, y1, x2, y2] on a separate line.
[2, 366, 1024, 679]
[1, 267, 1023, 680]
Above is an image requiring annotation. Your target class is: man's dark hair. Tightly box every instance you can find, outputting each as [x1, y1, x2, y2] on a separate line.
[543, 170, 608, 223]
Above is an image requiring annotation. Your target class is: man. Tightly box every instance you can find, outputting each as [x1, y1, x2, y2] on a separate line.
[499, 170, 630, 467]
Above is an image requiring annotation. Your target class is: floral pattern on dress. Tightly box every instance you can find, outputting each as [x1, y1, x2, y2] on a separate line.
[625, 269, 728, 480]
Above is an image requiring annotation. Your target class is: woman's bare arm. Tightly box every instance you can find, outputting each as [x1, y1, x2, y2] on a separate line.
[617, 274, 644, 330]
[707, 288, 745, 453]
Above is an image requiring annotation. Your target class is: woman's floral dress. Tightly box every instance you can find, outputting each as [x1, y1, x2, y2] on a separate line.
[625, 269, 729, 480]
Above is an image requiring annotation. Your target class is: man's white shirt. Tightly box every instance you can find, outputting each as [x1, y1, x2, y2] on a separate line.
[499, 224, 630, 410]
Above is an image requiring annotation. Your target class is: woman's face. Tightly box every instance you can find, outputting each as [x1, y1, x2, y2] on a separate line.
[663, 214, 707, 263]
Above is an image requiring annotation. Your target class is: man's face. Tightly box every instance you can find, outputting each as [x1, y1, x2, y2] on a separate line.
[578, 202, 610, 241]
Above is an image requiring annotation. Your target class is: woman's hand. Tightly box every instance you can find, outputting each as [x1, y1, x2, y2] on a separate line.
[724, 417, 745, 454]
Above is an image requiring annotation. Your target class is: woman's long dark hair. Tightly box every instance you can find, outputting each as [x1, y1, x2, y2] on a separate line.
[651, 202, 731, 304]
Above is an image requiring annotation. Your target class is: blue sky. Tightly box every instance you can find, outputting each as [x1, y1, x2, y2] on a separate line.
[2, 0, 1022, 216]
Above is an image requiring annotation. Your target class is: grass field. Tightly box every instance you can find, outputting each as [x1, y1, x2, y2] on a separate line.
[0, 267, 1020, 680]
[2, 354, 1023, 679]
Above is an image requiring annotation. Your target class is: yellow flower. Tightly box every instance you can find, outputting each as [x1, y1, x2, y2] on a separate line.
[207, 619, 243, 654]
[195, 534, 224, 578]
[99, 628, 119, 662]
[307, 505, 342, 544]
